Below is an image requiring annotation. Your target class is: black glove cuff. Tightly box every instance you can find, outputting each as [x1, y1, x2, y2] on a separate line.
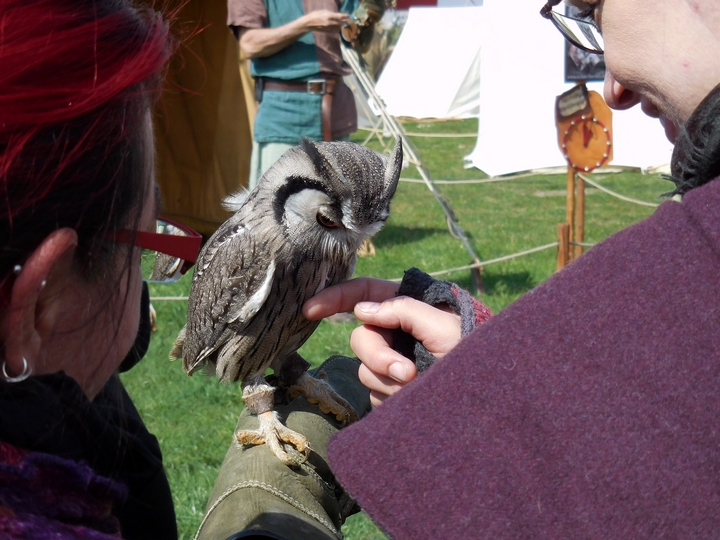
[393, 267, 492, 372]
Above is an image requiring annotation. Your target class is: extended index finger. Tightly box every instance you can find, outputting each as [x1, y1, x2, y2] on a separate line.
[303, 277, 399, 320]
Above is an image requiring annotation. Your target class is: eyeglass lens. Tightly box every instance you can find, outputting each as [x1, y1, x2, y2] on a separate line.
[550, 11, 604, 53]
[141, 220, 191, 283]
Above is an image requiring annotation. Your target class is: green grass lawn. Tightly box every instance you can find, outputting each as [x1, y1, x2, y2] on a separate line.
[121, 118, 671, 539]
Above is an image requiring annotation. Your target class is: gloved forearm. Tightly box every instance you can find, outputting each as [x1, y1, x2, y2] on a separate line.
[196, 356, 370, 540]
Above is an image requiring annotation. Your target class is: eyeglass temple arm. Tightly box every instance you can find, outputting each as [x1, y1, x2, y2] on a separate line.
[135, 230, 202, 266]
[113, 228, 202, 272]
[540, 0, 563, 17]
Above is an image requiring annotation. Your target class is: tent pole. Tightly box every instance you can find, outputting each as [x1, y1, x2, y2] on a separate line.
[341, 42, 484, 293]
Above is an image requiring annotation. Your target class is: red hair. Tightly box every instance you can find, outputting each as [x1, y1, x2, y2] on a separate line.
[0, 0, 173, 292]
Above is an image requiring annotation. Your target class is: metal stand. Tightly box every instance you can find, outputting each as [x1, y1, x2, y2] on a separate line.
[341, 41, 484, 292]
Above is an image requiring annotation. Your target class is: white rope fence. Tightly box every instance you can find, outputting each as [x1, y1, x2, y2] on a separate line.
[387, 242, 560, 282]
[357, 126, 477, 139]
[400, 172, 665, 204]
[149, 170, 661, 301]
[400, 175, 538, 185]
[150, 242, 561, 301]
[361, 120, 662, 204]
[577, 173, 660, 208]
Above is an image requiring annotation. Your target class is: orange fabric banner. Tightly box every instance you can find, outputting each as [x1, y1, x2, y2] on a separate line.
[154, 0, 252, 237]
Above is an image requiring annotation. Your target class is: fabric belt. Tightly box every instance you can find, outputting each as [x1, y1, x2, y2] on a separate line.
[262, 78, 338, 142]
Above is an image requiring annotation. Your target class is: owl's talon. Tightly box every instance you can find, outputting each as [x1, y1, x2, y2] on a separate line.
[236, 410, 310, 466]
[318, 403, 332, 415]
[235, 429, 266, 446]
[290, 372, 359, 425]
[289, 444, 311, 465]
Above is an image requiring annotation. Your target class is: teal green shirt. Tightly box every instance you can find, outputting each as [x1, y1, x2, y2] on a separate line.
[251, 0, 357, 80]
[247, 0, 359, 144]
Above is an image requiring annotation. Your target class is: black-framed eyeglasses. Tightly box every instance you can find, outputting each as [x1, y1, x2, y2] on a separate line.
[540, 0, 604, 54]
[113, 218, 203, 283]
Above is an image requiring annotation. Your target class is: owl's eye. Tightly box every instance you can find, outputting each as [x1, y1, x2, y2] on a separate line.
[316, 212, 338, 228]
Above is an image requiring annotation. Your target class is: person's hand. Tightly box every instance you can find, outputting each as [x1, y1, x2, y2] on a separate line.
[301, 10, 350, 34]
[304, 278, 462, 407]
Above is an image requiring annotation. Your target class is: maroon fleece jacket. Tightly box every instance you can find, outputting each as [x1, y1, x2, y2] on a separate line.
[329, 176, 720, 538]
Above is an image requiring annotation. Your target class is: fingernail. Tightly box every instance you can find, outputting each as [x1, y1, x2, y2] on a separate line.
[388, 362, 407, 383]
[356, 301, 380, 314]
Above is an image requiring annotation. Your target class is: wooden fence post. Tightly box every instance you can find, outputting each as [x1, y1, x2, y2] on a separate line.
[557, 222, 570, 271]
[575, 174, 585, 259]
[566, 168, 576, 251]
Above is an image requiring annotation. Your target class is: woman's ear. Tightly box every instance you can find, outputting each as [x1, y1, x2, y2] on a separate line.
[0, 228, 78, 378]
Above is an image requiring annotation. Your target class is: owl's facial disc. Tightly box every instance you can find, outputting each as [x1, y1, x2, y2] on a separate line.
[341, 193, 390, 241]
[283, 187, 370, 256]
[360, 216, 388, 239]
[283, 188, 334, 231]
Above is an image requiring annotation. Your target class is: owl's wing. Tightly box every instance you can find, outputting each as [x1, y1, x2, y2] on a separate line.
[182, 222, 276, 374]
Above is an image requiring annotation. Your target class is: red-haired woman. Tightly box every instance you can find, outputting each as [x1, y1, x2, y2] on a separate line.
[0, 0, 200, 537]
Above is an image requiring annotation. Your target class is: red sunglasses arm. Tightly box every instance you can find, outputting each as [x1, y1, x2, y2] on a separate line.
[133, 230, 202, 264]
[113, 227, 202, 268]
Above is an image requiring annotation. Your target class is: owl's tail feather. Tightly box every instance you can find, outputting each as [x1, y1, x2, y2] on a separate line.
[169, 325, 185, 361]
[170, 325, 203, 376]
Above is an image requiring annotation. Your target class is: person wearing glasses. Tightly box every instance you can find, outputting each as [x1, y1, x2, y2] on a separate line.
[0, 0, 206, 537]
[291, 0, 720, 538]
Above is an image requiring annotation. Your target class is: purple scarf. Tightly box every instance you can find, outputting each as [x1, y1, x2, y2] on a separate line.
[0, 441, 125, 539]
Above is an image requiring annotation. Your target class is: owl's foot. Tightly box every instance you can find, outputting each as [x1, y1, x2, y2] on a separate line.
[289, 371, 359, 425]
[238, 383, 310, 466]
[235, 410, 310, 467]
[199, 358, 372, 540]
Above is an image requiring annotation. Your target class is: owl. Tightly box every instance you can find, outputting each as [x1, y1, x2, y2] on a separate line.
[171, 139, 402, 465]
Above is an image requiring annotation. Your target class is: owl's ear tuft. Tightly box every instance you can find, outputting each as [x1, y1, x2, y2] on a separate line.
[300, 138, 328, 177]
[384, 138, 403, 199]
[299, 138, 347, 191]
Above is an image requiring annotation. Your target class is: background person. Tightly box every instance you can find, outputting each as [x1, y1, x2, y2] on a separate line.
[228, 0, 385, 189]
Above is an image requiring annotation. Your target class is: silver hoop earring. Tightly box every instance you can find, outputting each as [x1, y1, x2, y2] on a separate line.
[1, 357, 32, 383]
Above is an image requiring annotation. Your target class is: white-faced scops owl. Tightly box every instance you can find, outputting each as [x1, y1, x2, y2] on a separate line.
[171, 139, 402, 465]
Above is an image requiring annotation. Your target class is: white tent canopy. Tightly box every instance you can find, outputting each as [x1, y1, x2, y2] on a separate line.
[375, 7, 483, 119]
[370, 2, 674, 176]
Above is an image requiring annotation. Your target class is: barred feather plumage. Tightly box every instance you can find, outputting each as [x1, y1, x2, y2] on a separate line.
[171, 139, 403, 387]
